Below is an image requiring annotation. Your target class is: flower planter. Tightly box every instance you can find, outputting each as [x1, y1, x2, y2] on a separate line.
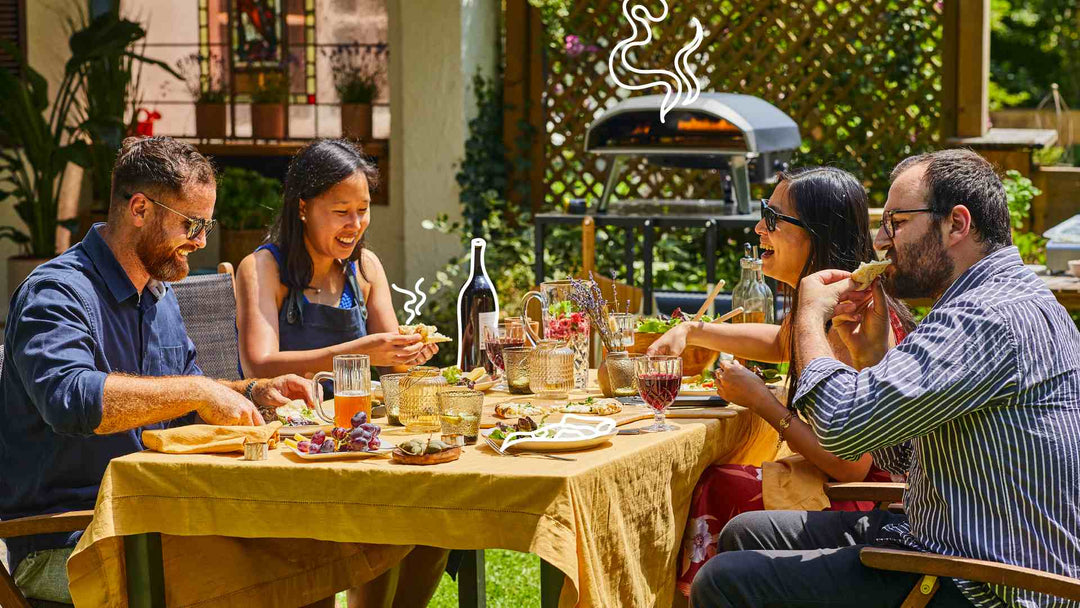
[195, 103, 228, 139]
[341, 103, 373, 140]
[251, 103, 286, 140]
[7, 256, 52, 303]
[219, 228, 268, 270]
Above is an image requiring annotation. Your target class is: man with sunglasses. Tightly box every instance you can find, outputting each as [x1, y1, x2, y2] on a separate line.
[692, 149, 1080, 607]
[0, 136, 314, 604]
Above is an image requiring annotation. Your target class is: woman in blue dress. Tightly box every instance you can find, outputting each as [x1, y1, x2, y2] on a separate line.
[235, 139, 445, 607]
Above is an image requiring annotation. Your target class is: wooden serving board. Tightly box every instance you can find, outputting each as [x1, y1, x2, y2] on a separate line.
[391, 446, 462, 465]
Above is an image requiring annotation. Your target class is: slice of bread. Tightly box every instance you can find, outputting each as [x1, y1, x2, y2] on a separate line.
[399, 324, 453, 344]
[851, 260, 892, 290]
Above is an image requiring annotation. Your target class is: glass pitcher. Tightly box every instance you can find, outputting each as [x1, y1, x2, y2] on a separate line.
[520, 280, 591, 389]
[528, 340, 573, 399]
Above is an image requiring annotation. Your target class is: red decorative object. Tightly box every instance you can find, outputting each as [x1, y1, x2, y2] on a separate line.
[307, 94, 316, 105]
[135, 109, 161, 136]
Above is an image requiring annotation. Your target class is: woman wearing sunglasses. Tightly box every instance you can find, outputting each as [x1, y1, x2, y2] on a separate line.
[648, 166, 915, 596]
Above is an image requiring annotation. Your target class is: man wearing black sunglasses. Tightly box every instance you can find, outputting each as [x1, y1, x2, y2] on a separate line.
[0, 136, 314, 603]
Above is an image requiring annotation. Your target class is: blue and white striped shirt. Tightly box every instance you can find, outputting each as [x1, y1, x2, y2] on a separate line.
[794, 247, 1080, 608]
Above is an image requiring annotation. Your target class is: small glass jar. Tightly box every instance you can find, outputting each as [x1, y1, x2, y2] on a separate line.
[603, 351, 640, 398]
[528, 339, 573, 399]
[504, 346, 534, 395]
[399, 366, 446, 432]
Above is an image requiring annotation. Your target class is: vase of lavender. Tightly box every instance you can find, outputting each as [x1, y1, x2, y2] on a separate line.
[569, 276, 632, 396]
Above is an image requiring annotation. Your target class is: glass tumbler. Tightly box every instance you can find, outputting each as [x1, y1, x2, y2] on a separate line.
[438, 389, 485, 444]
[503, 346, 534, 395]
[399, 366, 446, 432]
[380, 372, 408, 426]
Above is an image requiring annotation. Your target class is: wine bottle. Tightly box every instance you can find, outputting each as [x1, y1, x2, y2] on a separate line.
[731, 243, 775, 368]
[456, 238, 500, 371]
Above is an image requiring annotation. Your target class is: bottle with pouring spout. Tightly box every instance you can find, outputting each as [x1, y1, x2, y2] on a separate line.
[731, 243, 775, 367]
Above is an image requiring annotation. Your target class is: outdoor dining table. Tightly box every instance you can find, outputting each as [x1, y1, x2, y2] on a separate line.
[66, 380, 780, 608]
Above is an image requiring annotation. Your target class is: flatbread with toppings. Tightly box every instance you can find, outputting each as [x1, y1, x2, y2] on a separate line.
[398, 323, 452, 344]
[851, 260, 892, 290]
[555, 397, 622, 416]
[494, 401, 549, 419]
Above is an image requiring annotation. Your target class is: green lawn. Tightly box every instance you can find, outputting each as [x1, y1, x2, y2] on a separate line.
[336, 550, 541, 607]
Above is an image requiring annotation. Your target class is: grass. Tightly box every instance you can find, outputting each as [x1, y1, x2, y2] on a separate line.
[335, 550, 541, 607]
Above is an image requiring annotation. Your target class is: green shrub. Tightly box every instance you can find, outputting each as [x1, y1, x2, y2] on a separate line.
[214, 168, 282, 231]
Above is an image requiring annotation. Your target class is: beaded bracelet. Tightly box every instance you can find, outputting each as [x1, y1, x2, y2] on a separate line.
[776, 410, 796, 449]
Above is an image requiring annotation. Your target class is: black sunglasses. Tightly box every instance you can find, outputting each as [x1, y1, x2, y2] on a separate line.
[761, 199, 813, 234]
[127, 192, 216, 240]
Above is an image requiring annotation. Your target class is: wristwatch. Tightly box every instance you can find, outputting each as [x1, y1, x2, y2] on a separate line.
[244, 379, 259, 403]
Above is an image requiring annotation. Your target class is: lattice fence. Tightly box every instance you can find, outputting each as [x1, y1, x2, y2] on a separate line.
[539, 0, 945, 206]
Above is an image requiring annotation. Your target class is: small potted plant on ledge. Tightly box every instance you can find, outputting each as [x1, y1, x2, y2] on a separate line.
[327, 43, 385, 140]
[178, 53, 228, 139]
[250, 71, 289, 140]
[215, 167, 282, 269]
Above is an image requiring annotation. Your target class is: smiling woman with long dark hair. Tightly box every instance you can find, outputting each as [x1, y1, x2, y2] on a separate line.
[648, 166, 914, 596]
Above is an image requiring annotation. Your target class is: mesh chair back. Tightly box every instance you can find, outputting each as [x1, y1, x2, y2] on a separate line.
[0, 344, 4, 378]
[172, 272, 241, 381]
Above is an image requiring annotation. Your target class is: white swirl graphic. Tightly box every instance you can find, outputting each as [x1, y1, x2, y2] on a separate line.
[607, 0, 704, 123]
[391, 277, 427, 324]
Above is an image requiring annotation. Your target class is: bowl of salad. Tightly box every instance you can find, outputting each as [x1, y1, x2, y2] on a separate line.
[628, 308, 720, 376]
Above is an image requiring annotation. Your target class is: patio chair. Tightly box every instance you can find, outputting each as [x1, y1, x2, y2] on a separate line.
[172, 263, 241, 381]
[824, 482, 1080, 607]
[0, 511, 93, 608]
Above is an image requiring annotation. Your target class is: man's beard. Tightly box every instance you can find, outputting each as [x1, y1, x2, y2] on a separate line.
[136, 222, 190, 282]
[885, 223, 954, 300]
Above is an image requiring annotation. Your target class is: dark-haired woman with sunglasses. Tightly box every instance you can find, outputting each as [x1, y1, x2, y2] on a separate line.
[649, 167, 916, 596]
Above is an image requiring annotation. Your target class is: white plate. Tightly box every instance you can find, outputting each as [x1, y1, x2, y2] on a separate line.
[679, 385, 718, 396]
[285, 445, 393, 461]
[481, 423, 617, 452]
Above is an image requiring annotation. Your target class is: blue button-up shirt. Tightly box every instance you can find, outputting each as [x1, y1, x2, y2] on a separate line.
[0, 224, 200, 570]
[795, 247, 1080, 608]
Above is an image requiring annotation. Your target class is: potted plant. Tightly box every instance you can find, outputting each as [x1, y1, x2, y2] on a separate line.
[215, 167, 282, 269]
[0, 39, 91, 300]
[326, 43, 385, 140]
[250, 71, 288, 140]
[178, 53, 228, 139]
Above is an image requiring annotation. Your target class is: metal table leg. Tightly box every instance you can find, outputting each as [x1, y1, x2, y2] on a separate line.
[704, 220, 717, 287]
[534, 220, 546, 286]
[457, 549, 486, 608]
[124, 533, 165, 608]
[540, 558, 564, 608]
[642, 220, 655, 314]
[623, 225, 635, 287]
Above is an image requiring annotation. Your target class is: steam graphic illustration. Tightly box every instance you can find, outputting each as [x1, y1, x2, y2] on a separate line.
[391, 278, 428, 325]
[608, 0, 704, 123]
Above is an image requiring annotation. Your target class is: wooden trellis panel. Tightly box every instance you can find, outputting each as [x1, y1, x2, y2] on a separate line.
[538, 0, 945, 205]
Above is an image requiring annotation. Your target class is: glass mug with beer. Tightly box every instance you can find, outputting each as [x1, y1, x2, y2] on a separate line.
[312, 354, 372, 427]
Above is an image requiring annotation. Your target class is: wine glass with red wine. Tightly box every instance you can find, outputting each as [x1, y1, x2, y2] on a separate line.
[635, 355, 682, 432]
[484, 321, 526, 391]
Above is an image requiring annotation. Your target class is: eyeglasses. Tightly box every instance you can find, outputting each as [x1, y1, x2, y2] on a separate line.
[761, 199, 812, 233]
[881, 208, 934, 239]
[126, 192, 216, 240]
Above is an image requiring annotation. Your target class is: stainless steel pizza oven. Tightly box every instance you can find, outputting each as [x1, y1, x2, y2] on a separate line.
[584, 92, 801, 214]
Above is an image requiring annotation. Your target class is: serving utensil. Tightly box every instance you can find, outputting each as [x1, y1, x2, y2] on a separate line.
[711, 306, 744, 324]
[691, 280, 726, 322]
[482, 435, 576, 461]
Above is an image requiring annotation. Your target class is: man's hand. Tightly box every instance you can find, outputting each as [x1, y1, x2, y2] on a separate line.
[832, 278, 891, 369]
[196, 379, 265, 426]
[714, 359, 771, 409]
[798, 269, 857, 324]
[646, 323, 691, 357]
[252, 374, 317, 410]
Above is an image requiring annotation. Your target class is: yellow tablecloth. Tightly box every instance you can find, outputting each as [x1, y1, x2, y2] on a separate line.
[68, 408, 777, 608]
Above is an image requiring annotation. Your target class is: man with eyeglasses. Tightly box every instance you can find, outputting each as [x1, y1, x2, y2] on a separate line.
[692, 149, 1080, 607]
[0, 136, 314, 604]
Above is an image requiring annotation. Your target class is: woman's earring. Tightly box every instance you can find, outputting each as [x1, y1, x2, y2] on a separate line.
[300, 215, 306, 221]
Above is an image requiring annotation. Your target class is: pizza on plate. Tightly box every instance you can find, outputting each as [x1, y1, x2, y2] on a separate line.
[555, 397, 622, 416]
[398, 323, 453, 344]
[494, 401, 549, 419]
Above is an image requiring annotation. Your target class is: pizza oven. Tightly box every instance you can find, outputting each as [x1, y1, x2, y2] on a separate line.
[584, 92, 801, 215]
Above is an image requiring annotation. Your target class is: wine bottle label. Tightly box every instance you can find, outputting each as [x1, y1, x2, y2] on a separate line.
[478, 311, 499, 350]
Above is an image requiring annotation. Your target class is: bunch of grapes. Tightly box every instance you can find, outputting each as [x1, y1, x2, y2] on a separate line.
[295, 411, 381, 453]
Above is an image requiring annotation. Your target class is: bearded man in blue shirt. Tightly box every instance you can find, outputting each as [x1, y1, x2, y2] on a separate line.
[0, 136, 313, 605]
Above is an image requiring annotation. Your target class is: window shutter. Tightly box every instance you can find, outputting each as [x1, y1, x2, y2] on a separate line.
[0, 0, 25, 75]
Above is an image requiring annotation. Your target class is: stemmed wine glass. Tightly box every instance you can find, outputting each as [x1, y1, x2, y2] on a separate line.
[484, 321, 526, 391]
[635, 355, 682, 432]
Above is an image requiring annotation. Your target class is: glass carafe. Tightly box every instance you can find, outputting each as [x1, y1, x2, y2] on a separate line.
[521, 280, 591, 389]
[528, 339, 573, 399]
[731, 251, 775, 367]
[399, 366, 446, 432]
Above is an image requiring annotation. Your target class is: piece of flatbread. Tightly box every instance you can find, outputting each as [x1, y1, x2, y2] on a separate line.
[851, 260, 892, 290]
[398, 323, 452, 344]
[556, 398, 622, 416]
[494, 402, 549, 419]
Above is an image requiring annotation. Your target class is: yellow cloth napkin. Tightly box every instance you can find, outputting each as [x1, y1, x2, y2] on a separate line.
[142, 422, 283, 454]
[761, 454, 830, 511]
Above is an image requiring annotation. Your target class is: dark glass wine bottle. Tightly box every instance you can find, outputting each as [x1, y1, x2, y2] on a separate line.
[456, 238, 499, 371]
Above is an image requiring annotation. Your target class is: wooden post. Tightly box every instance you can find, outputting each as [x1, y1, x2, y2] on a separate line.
[943, 0, 990, 138]
[503, 0, 546, 214]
